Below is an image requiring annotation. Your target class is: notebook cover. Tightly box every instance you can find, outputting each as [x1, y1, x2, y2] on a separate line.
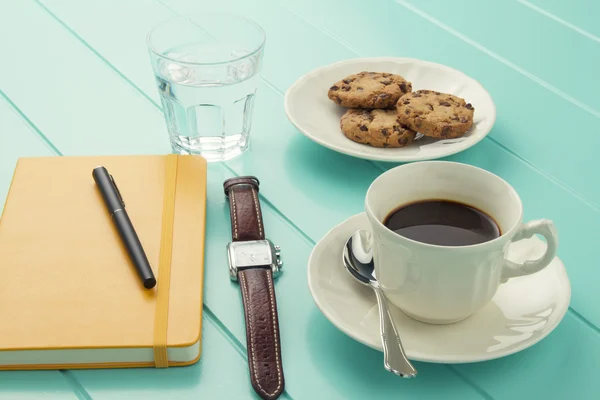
[0, 155, 206, 369]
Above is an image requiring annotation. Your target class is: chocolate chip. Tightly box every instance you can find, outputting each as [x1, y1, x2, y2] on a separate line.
[427, 104, 434, 111]
[357, 87, 364, 91]
[382, 73, 391, 77]
[330, 85, 339, 91]
[342, 79, 351, 84]
[403, 100, 410, 105]
[399, 137, 408, 145]
[404, 109, 410, 115]
[465, 103, 474, 110]
[434, 91, 441, 95]
[400, 82, 407, 92]
[360, 125, 368, 131]
[441, 126, 450, 136]
[400, 123, 410, 129]
[382, 143, 389, 148]
[381, 128, 389, 136]
[335, 96, 342, 104]
[451, 116, 459, 121]
[439, 101, 450, 107]
[341, 84, 351, 91]
[461, 117, 468, 123]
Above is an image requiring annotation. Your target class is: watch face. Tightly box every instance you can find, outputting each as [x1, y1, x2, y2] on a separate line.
[230, 241, 274, 268]
[237, 250, 271, 265]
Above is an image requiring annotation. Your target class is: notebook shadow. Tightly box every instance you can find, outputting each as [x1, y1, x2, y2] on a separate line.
[0, 371, 78, 396]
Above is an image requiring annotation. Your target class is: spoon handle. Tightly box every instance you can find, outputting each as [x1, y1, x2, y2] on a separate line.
[373, 286, 417, 378]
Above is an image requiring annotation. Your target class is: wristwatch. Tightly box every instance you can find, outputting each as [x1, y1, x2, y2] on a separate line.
[224, 176, 285, 400]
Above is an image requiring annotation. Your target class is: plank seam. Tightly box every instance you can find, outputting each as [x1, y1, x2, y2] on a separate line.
[32, 0, 164, 115]
[394, 0, 600, 120]
[59, 371, 93, 400]
[0, 89, 62, 156]
[515, 0, 600, 44]
[447, 366, 494, 400]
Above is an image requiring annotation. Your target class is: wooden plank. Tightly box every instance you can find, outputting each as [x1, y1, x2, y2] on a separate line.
[399, 0, 600, 112]
[0, 1, 169, 156]
[454, 312, 600, 399]
[0, 371, 80, 400]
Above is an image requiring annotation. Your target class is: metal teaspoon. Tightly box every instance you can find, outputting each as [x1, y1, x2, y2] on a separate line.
[342, 229, 417, 378]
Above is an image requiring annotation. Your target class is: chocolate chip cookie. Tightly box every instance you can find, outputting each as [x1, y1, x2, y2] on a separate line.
[328, 72, 412, 109]
[396, 90, 474, 138]
[340, 109, 417, 148]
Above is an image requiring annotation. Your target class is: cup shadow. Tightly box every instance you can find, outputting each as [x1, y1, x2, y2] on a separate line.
[284, 133, 383, 195]
[304, 308, 487, 397]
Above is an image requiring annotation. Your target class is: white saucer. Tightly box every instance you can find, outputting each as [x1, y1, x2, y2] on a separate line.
[307, 213, 571, 363]
[285, 57, 496, 162]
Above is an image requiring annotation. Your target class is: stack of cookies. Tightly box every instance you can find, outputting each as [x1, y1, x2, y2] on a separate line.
[328, 71, 475, 148]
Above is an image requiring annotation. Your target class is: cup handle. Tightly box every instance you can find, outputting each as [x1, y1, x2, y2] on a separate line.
[501, 219, 558, 283]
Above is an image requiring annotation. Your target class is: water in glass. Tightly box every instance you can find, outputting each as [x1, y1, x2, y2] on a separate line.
[155, 44, 260, 161]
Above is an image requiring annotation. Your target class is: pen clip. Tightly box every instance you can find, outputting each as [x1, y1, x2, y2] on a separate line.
[109, 174, 125, 208]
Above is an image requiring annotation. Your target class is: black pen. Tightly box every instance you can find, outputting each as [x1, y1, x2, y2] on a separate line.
[92, 166, 156, 289]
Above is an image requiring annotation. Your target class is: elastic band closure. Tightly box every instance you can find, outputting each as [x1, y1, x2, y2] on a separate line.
[153, 154, 179, 368]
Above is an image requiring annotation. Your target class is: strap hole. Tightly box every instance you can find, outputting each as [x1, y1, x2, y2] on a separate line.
[264, 363, 269, 367]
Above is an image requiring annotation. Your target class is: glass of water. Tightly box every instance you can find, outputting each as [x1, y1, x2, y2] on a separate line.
[147, 13, 265, 161]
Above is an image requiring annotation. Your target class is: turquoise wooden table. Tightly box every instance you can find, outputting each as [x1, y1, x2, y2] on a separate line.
[1, 0, 598, 398]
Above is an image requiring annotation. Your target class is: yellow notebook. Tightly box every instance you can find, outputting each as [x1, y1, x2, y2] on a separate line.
[0, 154, 206, 370]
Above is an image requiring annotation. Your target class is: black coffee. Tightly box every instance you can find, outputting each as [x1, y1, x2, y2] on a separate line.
[383, 200, 500, 246]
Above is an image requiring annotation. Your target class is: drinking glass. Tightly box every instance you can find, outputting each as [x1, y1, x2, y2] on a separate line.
[147, 13, 265, 161]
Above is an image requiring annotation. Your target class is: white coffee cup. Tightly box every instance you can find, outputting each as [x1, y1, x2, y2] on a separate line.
[365, 161, 558, 324]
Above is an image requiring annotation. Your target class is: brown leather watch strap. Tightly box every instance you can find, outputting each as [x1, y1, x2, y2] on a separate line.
[224, 176, 285, 400]
[238, 268, 284, 400]
[224, 176, 265, 242]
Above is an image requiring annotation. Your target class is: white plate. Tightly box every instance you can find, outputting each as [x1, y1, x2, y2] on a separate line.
[285, 57, 496, 162]
[307, 213, 571, 363]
